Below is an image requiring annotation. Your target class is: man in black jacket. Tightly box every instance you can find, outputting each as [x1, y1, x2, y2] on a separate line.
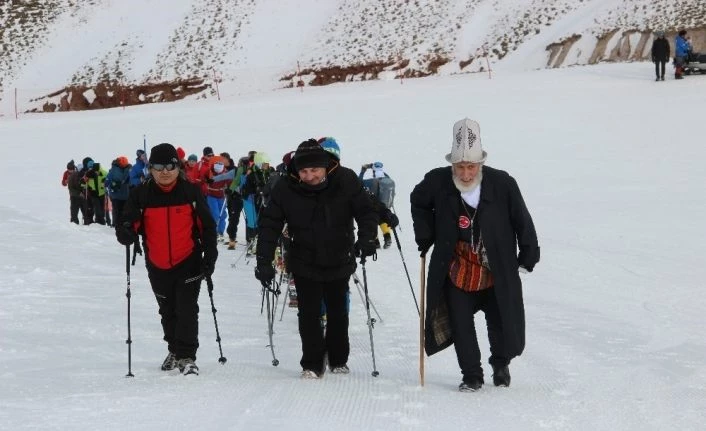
[652, 31, 670, 81]
[255, 139, 378, 379]
[411, 118, 539, 392]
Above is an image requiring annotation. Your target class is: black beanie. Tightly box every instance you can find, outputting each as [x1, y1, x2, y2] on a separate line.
[203, 146, 214, 156]
[67, 160, 75, 170]
[149, 143, 179, 165]
[293, 139, 330, 170]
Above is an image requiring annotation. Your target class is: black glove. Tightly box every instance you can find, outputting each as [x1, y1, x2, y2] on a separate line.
[362, 163, 372, 169]
[518, 246, 540, 273]
[225, 188, 233, 196]
[417, 238, 433, 257]
[382, 209, 399, 228]
[206, 177, 214, 184]
[255, 260, 275, 284]
[85, 170, 97, 179]
[116, 222, 138, 246]
[355, 238, 377, 258]
[201, 254, 216, 276]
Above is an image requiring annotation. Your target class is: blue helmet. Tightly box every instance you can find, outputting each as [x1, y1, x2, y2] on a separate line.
[319, 137, 341, 160]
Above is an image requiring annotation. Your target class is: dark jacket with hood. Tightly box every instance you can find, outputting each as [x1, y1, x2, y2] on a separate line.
[411, 165, 539, 358]
[257, 160, 378, 282]
[652, 37, 670, 62]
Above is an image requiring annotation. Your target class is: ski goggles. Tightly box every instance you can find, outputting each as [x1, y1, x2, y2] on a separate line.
[150, 163, 178, 172]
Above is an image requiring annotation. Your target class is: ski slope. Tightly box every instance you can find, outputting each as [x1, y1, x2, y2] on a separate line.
[0, 63, 705, 430]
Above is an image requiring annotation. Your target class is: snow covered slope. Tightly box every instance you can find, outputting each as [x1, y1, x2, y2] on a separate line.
[2, 0, 705, 107]
[0, 62, 705, 430]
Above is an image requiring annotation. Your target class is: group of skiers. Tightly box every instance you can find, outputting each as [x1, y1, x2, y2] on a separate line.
[651, 29, 695, 80]
[64, 119, 540, 392]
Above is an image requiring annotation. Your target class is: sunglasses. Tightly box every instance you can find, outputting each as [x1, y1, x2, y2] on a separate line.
[150, 163, 178, 172]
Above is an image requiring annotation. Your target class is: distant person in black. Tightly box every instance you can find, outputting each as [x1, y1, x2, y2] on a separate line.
[651, 31, 670, 81]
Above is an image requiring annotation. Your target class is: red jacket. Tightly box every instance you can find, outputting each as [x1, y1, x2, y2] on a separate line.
[122, 177, 217, 270]
[62, 170, 71, 186]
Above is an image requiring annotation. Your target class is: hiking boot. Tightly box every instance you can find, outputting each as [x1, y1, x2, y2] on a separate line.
[459, 376, 483, 392]
[329, 364, 350, 374]
[301, 369, 321, 379]
[177, 358, 199, 376]
[227, 240, 236, 250]
[383, 233, 392, 249]
[160, 352, 177, 371]
[492, 364, 511, 387]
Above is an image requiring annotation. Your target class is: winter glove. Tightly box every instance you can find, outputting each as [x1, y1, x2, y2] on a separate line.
[518, 246, 540, 273]
[85, 170, 97, 179]
[201, 254, 216, 277]
[417, 238, 433, 258]
[354, 239, 377, 258]
[116, 222, 138, 246]
[362, 163, 372, 169]
[254, 260, 276, 284]
[381, 209, 399, 228]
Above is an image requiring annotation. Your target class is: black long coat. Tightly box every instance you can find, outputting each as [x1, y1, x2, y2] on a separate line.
[652, 37, 670, 62]
[410, 166, 538, 358]
[257, 162, 378, 281]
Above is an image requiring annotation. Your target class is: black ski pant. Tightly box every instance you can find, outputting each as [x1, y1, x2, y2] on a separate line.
[445, 281, 508, 382]
[147, 252, 202, 361]
[654, 60, 666, 78]
[69, 196, 84, 224]
[226, 192, 243, 241]
[111, 199, 126, 229]
[294, 275, 350, 372]
[89, 194, 105, 225]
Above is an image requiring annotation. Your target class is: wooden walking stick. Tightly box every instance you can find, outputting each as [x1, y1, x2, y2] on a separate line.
[419, 255, 426, 386]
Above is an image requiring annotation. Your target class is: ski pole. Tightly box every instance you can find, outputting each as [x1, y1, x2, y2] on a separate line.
[206, 276, 227, 364]
[392, 228, 420, 316]
[261, 278, 280, 366]
[359, 256, 379, 377]
[419, 256, 427, 387]
[352, 273, 382, 323]
[125, 245, 134, 377]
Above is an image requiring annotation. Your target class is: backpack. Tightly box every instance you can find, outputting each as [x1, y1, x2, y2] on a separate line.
[363, 176, 395, 209]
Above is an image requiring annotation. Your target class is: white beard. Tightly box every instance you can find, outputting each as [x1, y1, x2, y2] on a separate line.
[453, 169, 483, 193]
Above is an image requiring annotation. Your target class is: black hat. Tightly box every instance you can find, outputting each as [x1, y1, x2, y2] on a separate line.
[136, 149, 146, 158]
[293, 139, 330, 170]
[67, 160, 75, 170]
[149, 143, 179, 165]
[82, 157, 93, 167]
[203, 146, 214, 156]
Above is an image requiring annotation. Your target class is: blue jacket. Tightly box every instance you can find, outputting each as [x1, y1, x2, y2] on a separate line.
[675, 36, 690, 58]
[106, 164, 131, 200]
[129, 158, 147, 187]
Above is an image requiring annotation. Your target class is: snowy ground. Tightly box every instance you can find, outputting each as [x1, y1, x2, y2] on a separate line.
[1, 63, 705, 430]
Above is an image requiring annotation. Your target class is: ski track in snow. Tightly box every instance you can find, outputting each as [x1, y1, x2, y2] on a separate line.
[1, 63, 706, 430]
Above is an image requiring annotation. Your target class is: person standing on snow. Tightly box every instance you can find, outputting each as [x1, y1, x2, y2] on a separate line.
[674, 30, 690, 80]
[411, 118, 539, 392]
[129, 149, 148, 187]
[62, 160, 81, 224]
[116, 143, 218, 376]
[255, 139, 378, 378]
[83, 159, 108, 225]
[105, 156, 132, 229]
[651, 31, 670, 81]
[359, 161, 396, 249]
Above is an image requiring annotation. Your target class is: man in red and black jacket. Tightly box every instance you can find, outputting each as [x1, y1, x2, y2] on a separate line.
[116, 143, 218, 376]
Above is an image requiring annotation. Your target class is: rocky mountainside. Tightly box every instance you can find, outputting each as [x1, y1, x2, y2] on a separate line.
[1, 0, 704, 112]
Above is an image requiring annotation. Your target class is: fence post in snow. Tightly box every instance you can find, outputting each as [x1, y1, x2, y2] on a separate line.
[213, 69, 221, 101]
[297, 61, 304, 93]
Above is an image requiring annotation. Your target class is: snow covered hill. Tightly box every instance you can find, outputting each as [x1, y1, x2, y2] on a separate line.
[1, 62, 705, 430]
[1, 0, 705, 113]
